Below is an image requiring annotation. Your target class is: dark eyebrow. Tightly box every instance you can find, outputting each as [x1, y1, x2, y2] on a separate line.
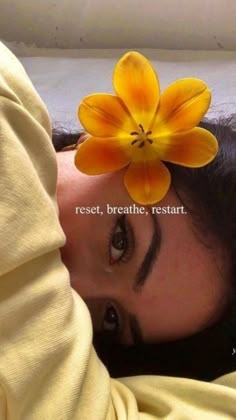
[133, 211, 162, 291]
[129, 212, 162, 344]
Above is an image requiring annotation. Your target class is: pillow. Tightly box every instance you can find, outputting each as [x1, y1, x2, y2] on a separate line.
[4, 41, 236, 131]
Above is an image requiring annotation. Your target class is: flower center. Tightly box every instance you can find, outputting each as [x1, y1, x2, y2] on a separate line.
[130, 124, 153, 148]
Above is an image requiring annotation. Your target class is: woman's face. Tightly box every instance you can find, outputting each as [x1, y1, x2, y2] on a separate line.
[57, 150, 229, 346]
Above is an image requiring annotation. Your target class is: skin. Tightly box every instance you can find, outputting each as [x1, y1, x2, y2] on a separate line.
[57, 150, 230, 346]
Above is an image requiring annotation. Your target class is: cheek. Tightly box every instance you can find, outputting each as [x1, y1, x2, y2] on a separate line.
[153, 253, 226, 342]
[135, 211, 229, 342]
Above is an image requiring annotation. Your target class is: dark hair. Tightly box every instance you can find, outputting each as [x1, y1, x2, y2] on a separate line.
[53, 116, 236, 381]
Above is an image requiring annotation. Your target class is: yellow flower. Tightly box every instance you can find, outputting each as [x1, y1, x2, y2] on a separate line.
[75, 51, 218, 205]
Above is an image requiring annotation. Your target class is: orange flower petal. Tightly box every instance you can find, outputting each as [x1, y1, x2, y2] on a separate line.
[124, 160, 171, 205]
[74, 136, 130, 174]
[153, 127, 218, 167]
[113, 51, 160, 131]
[151, 78, 211, 135]
[78, 94, 137, 137]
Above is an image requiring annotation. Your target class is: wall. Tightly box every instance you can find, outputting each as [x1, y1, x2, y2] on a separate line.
[1, 0, 236, 50]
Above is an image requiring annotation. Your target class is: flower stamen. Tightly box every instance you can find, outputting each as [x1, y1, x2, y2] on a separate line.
[130, 125, 153, 148]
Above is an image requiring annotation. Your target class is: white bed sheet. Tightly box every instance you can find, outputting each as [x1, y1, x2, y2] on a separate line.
[4, 42, 236, 131]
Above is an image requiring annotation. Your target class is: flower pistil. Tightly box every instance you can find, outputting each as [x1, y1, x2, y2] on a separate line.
[130, 124, 153, 148]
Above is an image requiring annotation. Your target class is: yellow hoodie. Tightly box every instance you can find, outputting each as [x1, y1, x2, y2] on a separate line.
[0, 41, 236, 420]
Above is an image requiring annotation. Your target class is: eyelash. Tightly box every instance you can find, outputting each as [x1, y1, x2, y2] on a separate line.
[108, 214, 135, 265]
